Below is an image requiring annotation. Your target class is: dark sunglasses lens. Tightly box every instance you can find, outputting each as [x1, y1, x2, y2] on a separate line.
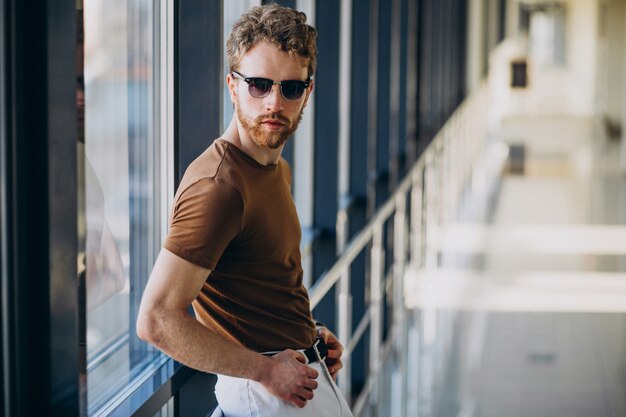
[281, 81, 306, 100]
[247, 78, 273, 98]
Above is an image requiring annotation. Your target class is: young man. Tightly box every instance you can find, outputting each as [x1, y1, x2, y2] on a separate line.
[137, 4, 353, 416]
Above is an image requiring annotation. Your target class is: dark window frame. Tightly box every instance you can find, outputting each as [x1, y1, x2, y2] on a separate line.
[1, 0, 79, 415]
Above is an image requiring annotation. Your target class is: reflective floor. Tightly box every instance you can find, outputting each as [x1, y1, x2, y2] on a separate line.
[404, 124, 626, 417]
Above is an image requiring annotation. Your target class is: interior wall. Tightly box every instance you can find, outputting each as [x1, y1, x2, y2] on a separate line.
[490, 0, 600, 119]
[566, 0, 598, 115]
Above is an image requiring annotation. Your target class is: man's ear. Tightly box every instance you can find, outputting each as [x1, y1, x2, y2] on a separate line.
[302, 78, 314, 108]
[226, 72, 238, 104]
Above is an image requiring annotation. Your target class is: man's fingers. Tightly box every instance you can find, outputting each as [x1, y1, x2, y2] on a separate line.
[297, 363, 318, 380]
[328, 342, 344, 352]
[328, 362, 343, 374]
[279, 348, 307, 364]
[290, 396, 307, 408]
[264, 349, 323, 407]
[327, 357, 343, 379]
[302, 377, 318, 391]
[298, 387, 315, 400]
[284, 375, 316, 407]
[289, 390, 314, 408]
[286, 349, 307, 364]
[326, 348, 342, 359]
[294, 371, 318, 390]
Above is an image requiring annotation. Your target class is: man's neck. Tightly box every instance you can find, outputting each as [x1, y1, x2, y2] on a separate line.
[222, 117, 283, 166]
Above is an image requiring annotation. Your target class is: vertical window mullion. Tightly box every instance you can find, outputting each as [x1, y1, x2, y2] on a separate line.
[294, 0, 316, 288]
[312, 0, 340, 328]
[417, 0, 431, 153]
[1, 0, 79, 414]
[375, 0, 391, 209]
[48, 0, 81, 412]
[177, 0, 223, 183]
[405, 0, 418, 165]
[366, 0, 379, 218]
[389, 0, 402, 191]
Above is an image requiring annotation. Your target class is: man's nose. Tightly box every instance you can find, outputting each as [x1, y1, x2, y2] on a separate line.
[263, 84, 284, 112]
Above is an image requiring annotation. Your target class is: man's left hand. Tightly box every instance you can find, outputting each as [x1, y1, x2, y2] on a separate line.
[316, 326, 343, 381]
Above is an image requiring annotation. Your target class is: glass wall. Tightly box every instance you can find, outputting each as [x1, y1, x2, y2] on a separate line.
[222, 0, 261, 130]
[78, 0, 168, 413]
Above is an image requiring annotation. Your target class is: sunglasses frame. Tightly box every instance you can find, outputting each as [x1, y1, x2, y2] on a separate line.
[231, 71, 311, 101]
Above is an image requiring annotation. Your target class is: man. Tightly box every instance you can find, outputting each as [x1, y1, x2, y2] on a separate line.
[136, 4, 353, 416]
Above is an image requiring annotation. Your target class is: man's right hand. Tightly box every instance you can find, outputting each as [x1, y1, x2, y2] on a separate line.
[258, 349, 319, 408]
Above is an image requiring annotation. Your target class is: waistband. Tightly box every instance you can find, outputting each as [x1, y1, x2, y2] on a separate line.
[262, 337, 328, 365]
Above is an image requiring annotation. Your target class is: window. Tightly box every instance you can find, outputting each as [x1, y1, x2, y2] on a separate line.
[223, 0, 261, 130]
[78, 0, 171, 413]
[511, 60, 528, 88]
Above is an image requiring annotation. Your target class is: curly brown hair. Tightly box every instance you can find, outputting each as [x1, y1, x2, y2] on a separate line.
[226, 4, 318, 79]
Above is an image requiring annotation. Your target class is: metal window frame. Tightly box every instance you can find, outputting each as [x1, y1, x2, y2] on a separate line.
[310, 0, 341, 350]
[294, 0, 317, 288]
[1, 0, 79, 416]
[373, 0, 392, 210]
[405, 0, 419, 165]
[176, 0, 223, 183]
[366, 0, 379, 218]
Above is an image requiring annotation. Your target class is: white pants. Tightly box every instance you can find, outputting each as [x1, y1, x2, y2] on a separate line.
[215, 360, 353, 417]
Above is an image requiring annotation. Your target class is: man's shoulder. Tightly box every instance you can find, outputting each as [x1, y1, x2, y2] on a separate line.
[185, 138, 229, 179]
[177, 139, 244, 199]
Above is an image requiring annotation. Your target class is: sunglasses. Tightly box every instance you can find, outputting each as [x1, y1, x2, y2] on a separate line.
[231, 71, 310, 101]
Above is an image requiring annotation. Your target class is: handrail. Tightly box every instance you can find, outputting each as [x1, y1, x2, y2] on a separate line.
[308, 81, 490, 416]
[309, 169, 411, 308]
[309, 83, 487, 308]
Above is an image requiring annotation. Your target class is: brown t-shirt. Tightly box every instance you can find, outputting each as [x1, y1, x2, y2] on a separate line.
[163, 138, 317, 352]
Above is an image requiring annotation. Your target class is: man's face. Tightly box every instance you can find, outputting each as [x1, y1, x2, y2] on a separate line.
[227, 41, 313, 150]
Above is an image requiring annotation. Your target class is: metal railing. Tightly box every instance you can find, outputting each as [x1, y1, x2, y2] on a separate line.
[308, 82, 490, 417]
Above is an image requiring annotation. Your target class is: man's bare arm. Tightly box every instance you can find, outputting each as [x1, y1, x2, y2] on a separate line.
[136, 248, 318, 407]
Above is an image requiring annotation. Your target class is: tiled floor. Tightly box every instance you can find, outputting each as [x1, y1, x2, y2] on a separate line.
[403, 129, 626, 417]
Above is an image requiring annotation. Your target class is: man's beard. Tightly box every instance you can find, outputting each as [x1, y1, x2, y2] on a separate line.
[237, 107, 303, 150]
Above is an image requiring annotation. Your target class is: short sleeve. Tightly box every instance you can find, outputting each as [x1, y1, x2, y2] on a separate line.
[163, 178, 243, 269]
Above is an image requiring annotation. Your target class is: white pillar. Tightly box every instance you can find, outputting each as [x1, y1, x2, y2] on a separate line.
[466, 0, 485, 94]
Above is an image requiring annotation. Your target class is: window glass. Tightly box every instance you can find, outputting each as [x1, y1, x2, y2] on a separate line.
[79, 0, 166, 413]
[223, 0, 261, 130]
[154, 397, 174, 417]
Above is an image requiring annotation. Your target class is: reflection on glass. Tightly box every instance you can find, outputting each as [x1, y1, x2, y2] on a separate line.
[79, 0, 164, 412]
